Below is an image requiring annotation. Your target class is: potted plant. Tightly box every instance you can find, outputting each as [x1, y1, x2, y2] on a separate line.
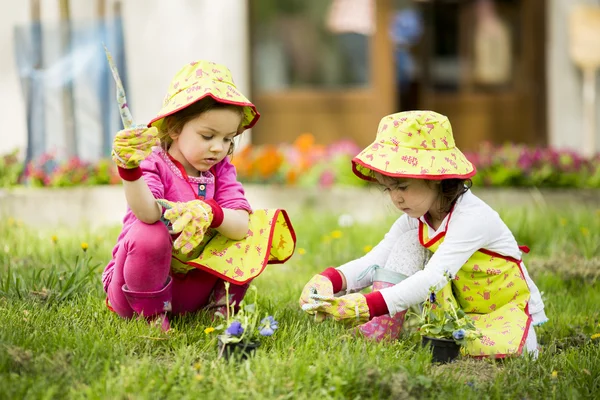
[211, 282, 279, 361]
[409, 286, 481, 363]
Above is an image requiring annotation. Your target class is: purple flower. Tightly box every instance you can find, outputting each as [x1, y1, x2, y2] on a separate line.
[259, 316, 279, 337]
[452, 329, 465, 340]
[225, 321, 244, 337]
[429, 292, 436, 303]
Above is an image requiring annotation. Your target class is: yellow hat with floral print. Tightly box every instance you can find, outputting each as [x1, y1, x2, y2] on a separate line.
[148, 60, 260, 132]
[352, 110, 476, 181]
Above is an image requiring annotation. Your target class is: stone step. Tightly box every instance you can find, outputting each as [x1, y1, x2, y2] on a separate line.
[0, 185, 598, 229]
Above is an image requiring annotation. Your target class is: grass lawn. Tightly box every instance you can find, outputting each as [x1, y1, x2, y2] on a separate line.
[1, 204, 599, 399]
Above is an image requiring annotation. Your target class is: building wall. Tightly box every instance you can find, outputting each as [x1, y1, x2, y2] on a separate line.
[548, 0, 600, 154]
[1, 1, 598, 157]
[0, 0, 250, 158]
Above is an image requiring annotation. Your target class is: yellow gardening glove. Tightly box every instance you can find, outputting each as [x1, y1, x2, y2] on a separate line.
[306, 293, 371, 324]
[157, 199, 214, 254]
[111, 126, 159, 169]
[299, 274, 334, 321]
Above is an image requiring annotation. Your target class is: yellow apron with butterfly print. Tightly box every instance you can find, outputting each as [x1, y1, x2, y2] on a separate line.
[419, 221, 532, 358]
[170, 209, 296, 284]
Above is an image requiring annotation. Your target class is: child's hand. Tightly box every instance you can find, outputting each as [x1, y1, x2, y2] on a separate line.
[304, 293, 370, 323]
[157, 199, 214, 254]
[112, 126, 159, 169]
[299, 274, 334, 310]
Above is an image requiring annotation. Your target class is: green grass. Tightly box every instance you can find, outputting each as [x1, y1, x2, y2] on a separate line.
[1, 205, 599, 399]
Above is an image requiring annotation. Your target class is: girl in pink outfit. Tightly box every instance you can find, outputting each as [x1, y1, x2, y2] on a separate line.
[104, 61, 296, 331]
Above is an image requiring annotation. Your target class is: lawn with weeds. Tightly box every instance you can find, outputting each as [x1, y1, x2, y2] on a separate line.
[0, 204, 599, 399]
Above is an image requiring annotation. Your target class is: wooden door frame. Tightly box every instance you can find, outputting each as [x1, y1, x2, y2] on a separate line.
[417, 0, 547, 149]
[246, 0, 395, 147]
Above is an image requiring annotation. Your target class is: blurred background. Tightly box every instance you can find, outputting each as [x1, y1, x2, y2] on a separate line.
[0, 0, 599, 165]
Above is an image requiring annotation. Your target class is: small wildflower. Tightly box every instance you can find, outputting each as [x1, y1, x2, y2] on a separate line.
[51, 235, 58, 244]
[259, 316, 279, 337]
[81, 242, 89, 252]
[163, 301, 172, 312]
[204, 327, 215, 334]
[193, 362, 202, 370]
[7, 217, 15, 227]
[225, 321, 244, 337]
[363, 245, 373, 253]
[591, 333, 600, 340]
[429, 291, 436, 303]
[297, 248, 306, 255]
[580, 227, 590, 236]
[452, 329, 465, 340]
[551, 370, 558, 379]
[194, 374, 204, 381]
[559, 218, 567, 226]
[330, 230, 343, 239]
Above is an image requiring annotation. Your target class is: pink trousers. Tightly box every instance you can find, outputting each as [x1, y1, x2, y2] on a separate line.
[106, 220, 249, 318]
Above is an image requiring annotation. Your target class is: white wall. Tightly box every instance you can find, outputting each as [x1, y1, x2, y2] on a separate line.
[0, 0, 250, 158]
[548, 0, 600, 154]
[0, 4, 29, 155]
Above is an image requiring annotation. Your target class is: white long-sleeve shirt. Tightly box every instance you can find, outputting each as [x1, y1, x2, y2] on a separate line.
[337, 190, 547, 322]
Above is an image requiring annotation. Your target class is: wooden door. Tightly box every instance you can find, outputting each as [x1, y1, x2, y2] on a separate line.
[413, 0, 547, 151]
[248, 0, 395, 147]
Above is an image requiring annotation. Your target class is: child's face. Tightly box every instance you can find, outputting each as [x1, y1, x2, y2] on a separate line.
[168, 108, 242, 175]
[376, 174, 441, 220]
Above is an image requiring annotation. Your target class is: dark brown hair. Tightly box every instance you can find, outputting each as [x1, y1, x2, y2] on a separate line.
[372, 171, 472, 213]
[437, 178, 472, 213]
[157, 96, 244, 155]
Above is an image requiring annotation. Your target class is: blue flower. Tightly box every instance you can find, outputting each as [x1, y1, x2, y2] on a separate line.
[225, 321, 244, 337]
[259, 316, 279, 337]
[452, 329, 465, 340]
[429, 291, 436, 303]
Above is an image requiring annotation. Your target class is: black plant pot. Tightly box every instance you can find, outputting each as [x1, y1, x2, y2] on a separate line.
[218, 339, 260, 361]
[421, 336, 460, 363]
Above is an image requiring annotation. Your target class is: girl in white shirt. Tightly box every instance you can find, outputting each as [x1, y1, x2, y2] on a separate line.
[299, 110, 547, 358]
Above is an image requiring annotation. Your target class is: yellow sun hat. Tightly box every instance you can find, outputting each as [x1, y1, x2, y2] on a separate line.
[148, 60, 260, 132]
[352, 110, 476, 181]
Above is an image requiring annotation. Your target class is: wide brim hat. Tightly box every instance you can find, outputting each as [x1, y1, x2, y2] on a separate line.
[352, 110, 476, 181]
[148, 60, 260, 133]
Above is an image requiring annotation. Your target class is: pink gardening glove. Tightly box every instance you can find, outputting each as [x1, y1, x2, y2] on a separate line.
[157, 198, 224, 254]
[299, 268, 344, 322]
[111, 126, 159, 170]
[304, 293, 371, 324]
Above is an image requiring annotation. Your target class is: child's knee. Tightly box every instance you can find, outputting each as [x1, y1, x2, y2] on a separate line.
[385, 228, 429, 275]
[125, 220, 172, 255]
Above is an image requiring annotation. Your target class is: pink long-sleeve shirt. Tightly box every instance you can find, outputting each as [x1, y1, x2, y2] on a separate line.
[102, 147, 252, 292]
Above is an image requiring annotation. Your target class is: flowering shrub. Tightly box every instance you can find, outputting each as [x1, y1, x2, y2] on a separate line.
[7, 151, 120, 188]
[1, 139, 598, 188]
[212, 283, 279, 345]
[467, 142, 600, 188]
[0, 150, 24, 187]
[409, 285, 481, 346]
[231, 137, 600, 189]
[230, 133, 369, 188]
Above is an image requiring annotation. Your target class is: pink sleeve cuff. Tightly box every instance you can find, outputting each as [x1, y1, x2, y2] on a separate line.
[118, 166, 143, 181]
[319, 267, 343, 293]
[365, 291, 389, 319]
